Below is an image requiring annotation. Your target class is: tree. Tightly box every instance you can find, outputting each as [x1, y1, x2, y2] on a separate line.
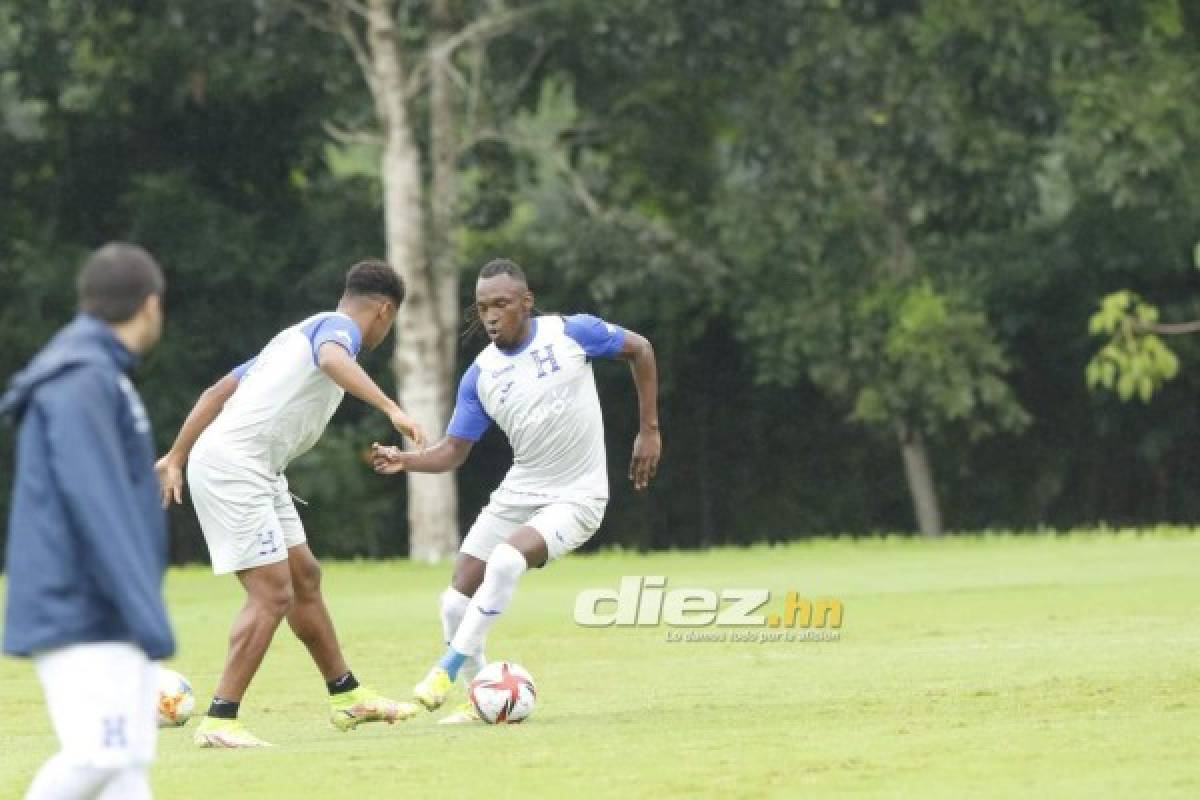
[1075, 3, 1200, 406]
[707, 1, 1068, 536]
[0, 0, 407, 560]
[455, 0, 1039, 538]
[282, 0, 542, 560]
[1087, 291, 1182, 403]
[7, 0, 1200, 556]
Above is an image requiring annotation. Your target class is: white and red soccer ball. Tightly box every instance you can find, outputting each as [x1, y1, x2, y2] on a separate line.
[469, 661, 537, 724]
[156, 667, 195, 728]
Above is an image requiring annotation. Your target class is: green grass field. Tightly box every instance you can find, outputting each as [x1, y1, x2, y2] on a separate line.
[2, 530, 1199, 799]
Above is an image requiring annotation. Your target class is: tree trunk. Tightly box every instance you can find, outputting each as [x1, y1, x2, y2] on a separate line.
[366, 0, 459, 561]
[896, 424, 944, 538]
[430, 0, 461, 377]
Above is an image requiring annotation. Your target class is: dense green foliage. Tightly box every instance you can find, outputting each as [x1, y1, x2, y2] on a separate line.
[1086, 290, 1181, 402]
[3, 1, 1200, 558]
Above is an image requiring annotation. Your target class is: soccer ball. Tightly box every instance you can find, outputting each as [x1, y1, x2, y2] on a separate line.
[468, 661, 537, 724]
[156, 667, 195, 728]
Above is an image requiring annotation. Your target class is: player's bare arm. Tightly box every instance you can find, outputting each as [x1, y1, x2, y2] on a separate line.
[156, 371, 240, 507]
[372, 436, 473, 474]
[317, 340, 425, 447]
[617, 329, 661, 490]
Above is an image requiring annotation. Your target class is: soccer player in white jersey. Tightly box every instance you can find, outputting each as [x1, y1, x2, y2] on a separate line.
[155, 261, 425, 747]
[372, 258, 661, 723]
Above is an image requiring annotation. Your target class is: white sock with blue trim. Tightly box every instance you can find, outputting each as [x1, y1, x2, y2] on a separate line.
[448, 544, 526, 676]
[440, 587, 487, 682]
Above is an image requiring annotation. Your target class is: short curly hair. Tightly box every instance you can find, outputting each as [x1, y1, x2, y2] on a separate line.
[478, 258, 527, 286]
[345, 260, 405, 305]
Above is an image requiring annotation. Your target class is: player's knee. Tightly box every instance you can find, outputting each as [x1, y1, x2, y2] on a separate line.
[486, 543, 527, 584]
[273, 584, 296, 616]
[441, 585, 470, 615]
[255, 582, 295, 618]
[450, 555, 485, 596]
[292, 558, 322, 600]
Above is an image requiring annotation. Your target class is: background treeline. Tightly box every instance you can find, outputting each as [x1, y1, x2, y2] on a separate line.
[2, 0, 1200, 562]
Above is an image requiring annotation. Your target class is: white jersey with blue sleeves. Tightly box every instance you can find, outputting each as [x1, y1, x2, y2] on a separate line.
[192, 312, 362, 475]
[448, 314, 626, 503]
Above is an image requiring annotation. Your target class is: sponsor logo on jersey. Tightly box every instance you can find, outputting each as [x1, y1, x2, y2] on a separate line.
[508, 387, 572, 435]
[498, 380, 515, 405]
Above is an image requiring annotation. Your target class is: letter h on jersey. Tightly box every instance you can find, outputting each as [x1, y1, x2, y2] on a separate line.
[530, 344, 561, 378]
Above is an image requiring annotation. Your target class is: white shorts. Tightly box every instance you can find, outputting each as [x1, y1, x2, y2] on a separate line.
[460, 496, 607, 563]
[188, 456, 306, 575]
[34, 643, 158, 769]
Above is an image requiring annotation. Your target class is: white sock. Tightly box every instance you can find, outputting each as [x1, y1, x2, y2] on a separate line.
[26, 753, 111, 799]
[440, 587, 469, 644]
[450, 544, 527, 660]
[441, 587, 487, 682]
[462, 645, 487, 685]
[97, 767, 151, 800]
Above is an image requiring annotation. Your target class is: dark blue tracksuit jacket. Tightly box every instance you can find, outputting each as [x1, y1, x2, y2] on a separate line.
[1, 314, 175, 660]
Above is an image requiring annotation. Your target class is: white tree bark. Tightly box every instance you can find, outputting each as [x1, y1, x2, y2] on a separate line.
[366, 0, 459, 561]
[897, 424, 944, 538]
[430, 0, 461, 377]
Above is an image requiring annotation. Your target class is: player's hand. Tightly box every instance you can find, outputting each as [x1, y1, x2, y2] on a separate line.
[389, 408, 426, 449]
[371, 441, 410, 474]
[155, 455, 185, 508]
[629, 428, 661, 491]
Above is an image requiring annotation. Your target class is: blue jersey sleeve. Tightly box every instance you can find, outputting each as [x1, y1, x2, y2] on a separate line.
[563, 314, 627, 359]
[445, 364, 492, 442]
[232, 357, 257, 380]
[307, 314, 363, 364]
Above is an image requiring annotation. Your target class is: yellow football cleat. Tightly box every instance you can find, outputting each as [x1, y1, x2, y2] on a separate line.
[330, 687, 419, 731]
[412, 666, 454, 711]
[193, 716, 272, 748]
[437, 702, 483, 725]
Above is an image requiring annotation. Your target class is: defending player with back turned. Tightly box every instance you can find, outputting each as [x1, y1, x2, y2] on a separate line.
[156, 260, 425, 748]
[372, 258, 661, 723]
[1, 244, 175, 799]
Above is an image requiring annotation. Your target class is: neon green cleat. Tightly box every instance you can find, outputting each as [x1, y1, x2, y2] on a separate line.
[413, 666, 454, 711]
[437, 702, 482, 725]
[330, 687, 419, 731]
[193, 716, 272, 748]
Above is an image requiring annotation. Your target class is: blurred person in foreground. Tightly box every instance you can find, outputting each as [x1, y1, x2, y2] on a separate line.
[1, 243, 175, 799]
